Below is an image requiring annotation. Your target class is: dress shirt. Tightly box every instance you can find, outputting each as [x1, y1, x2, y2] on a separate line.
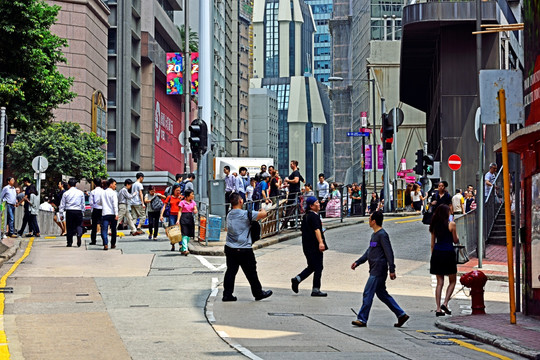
[59, 187, 85, 213]
[89, 187, 104, 210]
[101, 188, 119, 216]
[1, 185, 17, 205]
[235, 175, 245, 194]
[118, 187, 137, 204]
[317, 181, 329, 200]
[225, 174, 235, 192]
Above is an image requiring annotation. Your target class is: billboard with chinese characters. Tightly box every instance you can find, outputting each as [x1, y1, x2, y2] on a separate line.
[532, 173, 540, 289]
[365, 145, 372, 171]
[155, 79, 184, 171]
[166, 52, 199, 95]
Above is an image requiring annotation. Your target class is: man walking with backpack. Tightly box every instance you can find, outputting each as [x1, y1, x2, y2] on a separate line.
[222, 193, 272, 302]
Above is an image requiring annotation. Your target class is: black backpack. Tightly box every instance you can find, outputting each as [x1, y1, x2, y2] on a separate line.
[247, 209, 261, 243]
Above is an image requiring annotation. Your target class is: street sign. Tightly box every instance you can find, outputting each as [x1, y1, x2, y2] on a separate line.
[448, 154, 462, 171]
[479, 69, 524, 125]
[347, 132, 369, 137]
[311, 127, 322, 144]
[361, 111, 368, 128]
[32, 156, 48, 173]
[388, 108, 404, 128]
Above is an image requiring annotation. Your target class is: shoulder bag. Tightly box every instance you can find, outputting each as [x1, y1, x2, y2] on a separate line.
[247, 209, 261, 243]
[454, 243, 469, 264]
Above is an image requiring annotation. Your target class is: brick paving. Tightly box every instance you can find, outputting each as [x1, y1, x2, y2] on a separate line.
[458, 244, 516, 278]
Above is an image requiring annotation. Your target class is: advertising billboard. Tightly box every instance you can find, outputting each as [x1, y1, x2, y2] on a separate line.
[190, 52, 199, 95]
[166, 52, 200, 95]
[524, 0, 540, 126]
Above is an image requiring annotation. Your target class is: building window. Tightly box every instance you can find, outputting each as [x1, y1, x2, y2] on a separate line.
[315, 47, 331, 56]
[311, 4, 332, 14]
[264, 1, 279, 77]
[108, 28, 117, 54]
[371, 0, 403, 40]
[314, 34, 330, 43]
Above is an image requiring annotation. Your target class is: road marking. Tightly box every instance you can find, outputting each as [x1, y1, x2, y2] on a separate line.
[385, 215, 420, 222]
[0, 237, 35, 359]
[449, 338, 512, 360]
[395, 218, 421, 224]
[195, 255, 226, 271]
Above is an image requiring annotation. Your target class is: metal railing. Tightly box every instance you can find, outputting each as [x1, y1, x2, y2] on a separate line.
[484, 166, 505, 241]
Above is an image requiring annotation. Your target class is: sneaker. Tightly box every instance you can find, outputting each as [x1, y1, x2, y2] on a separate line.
[394, 314, 410, 327]
[89, 241, 97, 245]
[255, 290, 273, 301]
[291, 277, 299, 294]
[9, 234, 18, 238]
[222, 295, 237, 302]
[77, 237, 82, 247]
[171, 245, 175, 251]
[351, 320, 366, 327]
[311, 290, 327, 297]
[148, 235, 152, 240]
[153, 237, 158, 241]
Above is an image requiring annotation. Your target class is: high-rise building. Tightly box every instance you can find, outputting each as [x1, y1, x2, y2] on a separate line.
[213, 0, 227, 156]
[248, 88, 278, 163]
[106, 0, 193, 177]
[251, 0, 330, 184]
[306, 0, 332, 85]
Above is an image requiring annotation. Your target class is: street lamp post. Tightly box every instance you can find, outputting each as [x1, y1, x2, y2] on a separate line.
[329, 76, 378, 215]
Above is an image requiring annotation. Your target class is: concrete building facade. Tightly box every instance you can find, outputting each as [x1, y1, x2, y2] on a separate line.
[248, 88, 278, 163]
[251, 0, 330, 185]
[50, 0, 110, 135]
[212, 0, 227, 156]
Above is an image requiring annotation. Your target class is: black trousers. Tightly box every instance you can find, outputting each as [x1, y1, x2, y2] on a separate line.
[225, 191, 233, 214]
[318, 197, 327, 218]
[90, 208, 102, 243]
[223, 246, 263, 298]
[29, 214, 40, 235]
[297, 250, 324, 289]
[66, 210, 83, 246]
[148, 211, 160, 238]
[18, 210, 31, 235]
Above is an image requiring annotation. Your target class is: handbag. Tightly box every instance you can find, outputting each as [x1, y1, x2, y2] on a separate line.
[454, 244, 469, 264]
[165, 224, 182, 244]
[422, 208, 433, 225]
[163, 196, 171, 218]
[247, 209, 261, 243]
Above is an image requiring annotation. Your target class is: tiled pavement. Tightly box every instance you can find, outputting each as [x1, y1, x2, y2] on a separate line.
[458, 244, 516, 280]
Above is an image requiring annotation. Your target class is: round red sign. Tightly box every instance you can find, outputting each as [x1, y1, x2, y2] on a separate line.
[448, 154, 462, 171]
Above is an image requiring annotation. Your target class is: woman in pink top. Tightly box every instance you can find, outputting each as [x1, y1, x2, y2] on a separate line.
[178, 189, 198, 255]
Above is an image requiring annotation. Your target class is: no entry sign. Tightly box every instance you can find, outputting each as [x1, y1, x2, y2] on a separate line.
[448, 154, 462, 171]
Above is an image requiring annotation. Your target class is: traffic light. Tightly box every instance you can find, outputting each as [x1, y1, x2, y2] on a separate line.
[382, 113, 393, 150]
[423, 153, 434, 175]
[189, 119, 208, 162]
[414, 149, 424, 175]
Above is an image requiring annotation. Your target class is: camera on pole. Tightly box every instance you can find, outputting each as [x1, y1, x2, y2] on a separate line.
[189, 119, 208, 163]
[414, 149, 424, 175]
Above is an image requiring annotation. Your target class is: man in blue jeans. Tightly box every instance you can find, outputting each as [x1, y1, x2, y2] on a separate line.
[350, 211, 409, 327]
[1, 177, 19, 238]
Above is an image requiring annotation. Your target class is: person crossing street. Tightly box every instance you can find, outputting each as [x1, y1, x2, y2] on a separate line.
[59, 178, 85, 247]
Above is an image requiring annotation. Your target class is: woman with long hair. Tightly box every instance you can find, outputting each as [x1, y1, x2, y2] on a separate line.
[369, 192, 379, 214]
[160, 184, 183, 251]
[404, 183, 413, 211]
[178, 189, 198, 256]
[411, 184, 425, 213]
[429, 204, 459, 317]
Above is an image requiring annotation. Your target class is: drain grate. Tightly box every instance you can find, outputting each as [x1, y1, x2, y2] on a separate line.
[130, 304, 149, 307]
[158, 289, 175, 291]
[429, 340, 458, 346]
[156, 268, 175, 271]
[76, 301, 93, 304]
[268, 313, 303, 317]
[76, 293, 89, 297]
[0, 287, 13, 293]
[192, 271, 223, 274]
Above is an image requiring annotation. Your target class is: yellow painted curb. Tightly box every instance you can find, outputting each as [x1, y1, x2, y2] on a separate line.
[449, 338, 512, 360]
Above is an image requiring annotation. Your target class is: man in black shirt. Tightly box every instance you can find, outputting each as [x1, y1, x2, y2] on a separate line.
[291, 196, 328, 297]
[282, 160, 302, 229]
[17, 178, 33, 237]
[351, 211, 409, 327]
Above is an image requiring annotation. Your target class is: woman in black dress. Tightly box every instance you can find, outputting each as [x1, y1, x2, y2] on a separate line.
[369, 192, 379, 214]
[429, 204, 459, 317]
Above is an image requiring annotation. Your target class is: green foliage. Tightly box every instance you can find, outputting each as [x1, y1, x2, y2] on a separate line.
[178, 25, 199, 53]
[7, 122, 107, 194]
[0, 0, 76, 132]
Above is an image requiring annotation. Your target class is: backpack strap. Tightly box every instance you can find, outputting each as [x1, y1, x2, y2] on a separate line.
[247, 209, 253, 239]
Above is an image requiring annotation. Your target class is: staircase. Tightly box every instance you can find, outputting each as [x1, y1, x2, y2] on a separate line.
[487, 210, 515, 246]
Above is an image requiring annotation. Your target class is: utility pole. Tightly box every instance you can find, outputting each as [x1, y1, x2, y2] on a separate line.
[475, 0, 484, 268]
[371, 78, 377, 196]
[184, 0, 191, 174]
[392, 107, 398, 212]
[0, 107, 6, 189]
[382, 99, 391, 213]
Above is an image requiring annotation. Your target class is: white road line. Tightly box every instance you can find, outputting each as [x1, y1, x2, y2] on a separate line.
[212, 277, 219, 290]
[195, 255, 218, 270]
[217, 330, 229, 338]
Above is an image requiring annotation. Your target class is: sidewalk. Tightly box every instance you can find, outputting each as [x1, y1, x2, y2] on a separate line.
[188, 216, 367, 256]
[458, 244, 514, 281]
[436, 313, 540, 359]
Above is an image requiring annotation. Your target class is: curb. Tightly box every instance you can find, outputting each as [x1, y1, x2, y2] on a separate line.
[435, 319, 540, 360]
[457, 271, 509, 283]
[188, 218, 365, 256]
[0, 239, 24, 268]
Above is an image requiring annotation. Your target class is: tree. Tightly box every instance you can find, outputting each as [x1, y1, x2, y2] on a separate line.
[178, 25, 199, 53]
[0, 0, 76, 132]
[7, 122, 107, 194]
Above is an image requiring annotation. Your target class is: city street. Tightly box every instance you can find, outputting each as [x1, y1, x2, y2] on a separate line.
[0, 217, 522, 359]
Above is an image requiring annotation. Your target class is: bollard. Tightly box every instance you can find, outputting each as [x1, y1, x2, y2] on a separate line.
[460, 270, 488, 315]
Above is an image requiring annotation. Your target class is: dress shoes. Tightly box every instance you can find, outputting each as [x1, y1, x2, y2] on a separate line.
[394, 314, 410, 327]
[291, 278, 299, 294]
[222, 295, 237, 302]
[255, 290, 273, 301]
[77, 236, 82, 247]
[351, 320, 367, 327]
[311, 290, 328, 297]
[103, 245, 108, 251]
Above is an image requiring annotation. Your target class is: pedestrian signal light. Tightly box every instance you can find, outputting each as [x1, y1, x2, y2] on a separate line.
[414, 149, 424, 175]
[423, 153, 434, 175]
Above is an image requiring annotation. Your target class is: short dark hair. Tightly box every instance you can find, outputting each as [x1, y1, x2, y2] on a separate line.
[27, 185, 37, 196]
[318, 173, 325, 178]
[230, 192, 242, 206]
[93, 177, 102, 187]
[136, 172, 144, 179]
[68, 178, 77, 187]
[148, 185, 155, 191]
[260, 164, 266, 169]
[456, 189, 461, 194]
[224, 166, 230, 171]
[371, 211, 384, 226]
[184, 189, 194, 198]
[60, 181, 68, 189]
[291, 160, 299, 166]
[22, 177, 31, 183]
[6, 177, 13, 183]
[124, 179, 133, 186]
[107, 178, 116, 187]
[468, 184, 474, 188]
[176, 173, 183, 181]
[268, 165, 274, 170]
[188, 173, 195, 179]
[239, 167, 247, 172]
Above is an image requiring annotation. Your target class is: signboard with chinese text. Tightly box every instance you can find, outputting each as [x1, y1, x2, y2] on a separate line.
[166, 53, 183, 95]
[365, 145, 372, 171]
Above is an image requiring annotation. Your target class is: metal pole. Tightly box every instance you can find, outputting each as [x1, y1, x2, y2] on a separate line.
[514, 154, 521, 312]
[36, 158, 42, 198]
[184, 0, 191, 174]
[452, 170, 456, 197]
[372, 79, 377, 196]
[0, 107, 6, 189]
[382, 99, 390, 213]
[362, 132, 366, 216]
[498, 89, 516, 324]
[476, 0, 484, 269]
[392, 107, 398, 212]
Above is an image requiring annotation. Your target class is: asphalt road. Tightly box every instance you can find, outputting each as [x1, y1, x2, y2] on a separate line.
[0, 215, 522, 359]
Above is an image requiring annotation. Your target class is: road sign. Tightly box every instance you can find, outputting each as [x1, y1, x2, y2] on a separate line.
[479, 69, 524, 125]
[388, 108, 404, 128]
[347, 132, 369, 137]
[32, 156, 48, 173]
[448, 154, 462, 171]
[311, 127, 322, 144]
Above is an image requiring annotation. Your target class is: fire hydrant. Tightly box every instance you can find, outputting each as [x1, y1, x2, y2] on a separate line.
[460, 270, 488, 315]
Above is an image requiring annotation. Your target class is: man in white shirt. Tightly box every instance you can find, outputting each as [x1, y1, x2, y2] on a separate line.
[118, 179, 140, 235]
[89, 178, 104, 245]
[452, 189, 464, 214]
[39, 197, 55, 212]
[316, 173, 329, 218]
[1, 177, 19, 238]
[99, 178, 119, 250]
[234, 171, 246, 201]
[484, 163, 497, 198]
[130, 172, 146, 232]
[59, 178, 85, 247]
